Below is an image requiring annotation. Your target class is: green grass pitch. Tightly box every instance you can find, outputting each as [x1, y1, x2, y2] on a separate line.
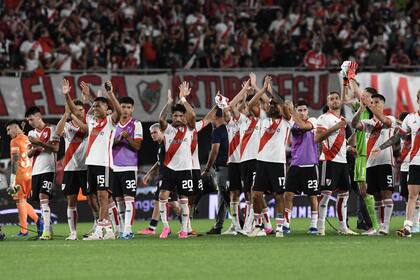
[0, 217, 419, 280]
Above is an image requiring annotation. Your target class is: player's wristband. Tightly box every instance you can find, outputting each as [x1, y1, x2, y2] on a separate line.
[10, 174, 16, 186]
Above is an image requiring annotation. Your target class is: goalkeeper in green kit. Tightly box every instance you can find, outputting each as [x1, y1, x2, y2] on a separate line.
[341, 61, 379, 234]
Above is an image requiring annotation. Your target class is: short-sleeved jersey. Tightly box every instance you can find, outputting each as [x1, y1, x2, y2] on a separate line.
[28, 124, 59, 175]
[112, 118, 143, 172]
[10, 134, 32, 180]
[62, 121, 88, 171]
[163, 124, 193, 171]
[239, 112, 264, 162]
[353, 102, 371, 156]
[400, 136, 411, 172]
[227, 117, 241, 163]
[191, 120, 205, 170]
[256, 116, 292, 163]
[290, 117, 318, 166]
[360, 116, 396, 168]
[317, 111, 347, 163]
[85, 115, 116, 167]
[400, 112, 420, 166]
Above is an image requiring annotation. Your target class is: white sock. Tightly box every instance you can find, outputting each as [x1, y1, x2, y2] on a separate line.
[244, 201, 251, 229]
[230, 202, 240, 230]
[254, 213, 262, 227]
[262, 208, 272, 230]
[124, 197, 135, 233]
[414, 200, 420, 228]
[337, 192, 349, 230]
[383, 199, 393, 230]
[67, 207, 77, 234]
[108, 202, 119, 233]
[179, 198, 190, 233]
[275, 212, 284, 230]
[188, 217, 192, 233]
[318, 192, 331, 229]
[159, 200, 169, 228]
[310, 211, 318, 229]
[40, 199, 51, 233]
[375, 200, 384, 225]
[117, 200, 126, 233]
[283, 208, 291, 228]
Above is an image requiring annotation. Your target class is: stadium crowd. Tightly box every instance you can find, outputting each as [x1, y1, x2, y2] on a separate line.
[0, 0, 419, 74]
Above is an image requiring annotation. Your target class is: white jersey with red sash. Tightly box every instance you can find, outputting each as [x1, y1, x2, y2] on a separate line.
[400, 112, 420, 166]
[238, 112, 264, 162]
[163, 124, 193, 171]
[62, 121, 88, 171]
[227, 117, 241, 163]
[191, 120, 205, 170]
[400, 136, 411, 172]
[28, 124, 59, 175]
[257, 116, 292, 163]
[317, 111, 347, 163]
[85, 115, 115, 167]
[360, 116, 397, 168]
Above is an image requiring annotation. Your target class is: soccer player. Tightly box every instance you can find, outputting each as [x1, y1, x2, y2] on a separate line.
[283, 100, 319, 236]
[393, 90, 420, 237]
[110, 96, 143, 239]
[352, 93, 396, 235]
[25, 106, 59, 240]
[315, 91, 358, 236]
[158, 82, 196, 239]
[6, 120, 43, 237]
[248, 76, 292, 237]
[64, 80, 122, 240]
[138, 123, 180, 235]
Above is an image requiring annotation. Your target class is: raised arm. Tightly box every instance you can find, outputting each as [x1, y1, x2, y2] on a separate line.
[159, 89, 173, 131]
[248, 75, 271, 112]
[366, 103, 392, 127]
[250, 72, 271, 104]
[285, 101, 312, 130]
[104, 80, 122, 124]
[70, 113, 88, 133]
[179, 81, 196, 129]
[62, 79, 78, 115]
[202, 105, 218, 128]
[351, 102, 366, 130]
[56, 105, 70, 137]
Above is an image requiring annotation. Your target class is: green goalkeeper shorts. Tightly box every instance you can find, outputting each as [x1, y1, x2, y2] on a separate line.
[354, 156, 367, 182]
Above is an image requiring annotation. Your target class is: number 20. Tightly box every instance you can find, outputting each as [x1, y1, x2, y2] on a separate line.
[182, 180, 193, 191]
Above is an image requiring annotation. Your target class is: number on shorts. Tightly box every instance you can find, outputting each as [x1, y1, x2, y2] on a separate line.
[308, 180, 318, 190]
[278, 177, 285, 187]
[252, 172, 256, 185]
[42, 181, 53, 192]
[126, 180, 137, 190]
[97, 175, 105, 187]
[198, 179, 203, 191]
[182, 180, 193, 191]
[386, 175, 393, 188]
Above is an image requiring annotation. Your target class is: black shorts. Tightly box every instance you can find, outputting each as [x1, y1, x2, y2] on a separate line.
[192, 169, 203, 194]
[62, 170, 89, 196]
[161, 166, 194, 197]
[111, 170, 137, 198]
[285, 165, 319, 196]
[87, 165, 111, 193]
[253, 161, 286, 194]
[400, 171, 408, 201]
[153, 179, 179, 201]
[31, 172, 55, 201]
[408, 165, 420, 185]
[227, 163, 242, 192]
[240, 159, 256, 193]
[319, 161, 351, 192]
[366, 165, 394, 194]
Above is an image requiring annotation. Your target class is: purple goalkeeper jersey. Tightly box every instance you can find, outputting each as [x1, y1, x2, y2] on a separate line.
[290, 118, 318, 166]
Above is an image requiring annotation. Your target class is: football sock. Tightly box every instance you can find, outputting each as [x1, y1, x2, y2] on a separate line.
[275, 212, 284, 230]
[364, 195, 379, 230]
[124, 197, 135, 233]
[318, 192, 331, 229]
[383, 199, 393, 230]
[179, 198, 190, 233]
[26, 202, 38, 223]
[375, 200, 385, 225]
[16, 202, 28, 234]
[337, 192, 349, 230]
[149, 219, 158, 230]
[117, 200, 126, 233]
[108, 202, 119, 233]
[40, 199, 51, 234]
[283, 208, 291, 229]
[310, 211, 318, 228]
[67, 206, 77, 234]
[414, 200, 420, 228]
[159, 199, 169, 228]
[262, 208, 272, 230]
[230, 202, 240, 230]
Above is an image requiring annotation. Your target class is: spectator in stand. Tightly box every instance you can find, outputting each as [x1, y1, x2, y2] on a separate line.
[25, 49, 41, 72]
[69, 35, 86, 69]
[304, 41, 326, 70]
[0, 31, 11, 72]
[366, 43, 387, 70]
[328, 49, 342, 67]
[278, 43, 302, 67]
[389, 47, 412, 69]
[258, 33, 274, 67]
[142, 36, 157, 68]
[220, 48, 235, 69]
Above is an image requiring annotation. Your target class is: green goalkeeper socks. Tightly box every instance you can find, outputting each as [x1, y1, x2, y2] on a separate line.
[364, 195, 379, 230]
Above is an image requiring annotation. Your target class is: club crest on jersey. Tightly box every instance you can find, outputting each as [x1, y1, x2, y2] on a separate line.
[42, 132, 48, 138]
[137, 80, 162, 113]
[326, 179, 332, 186]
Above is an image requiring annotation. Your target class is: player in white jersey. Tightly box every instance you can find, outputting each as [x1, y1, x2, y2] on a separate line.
[25, 106, 60, 240]
[352, 93, 397, 235]
[395, 90, 420, 237]
[64, 80, 122, 240]
[56, 88, 99, 240]
[247, 76, 292, 237]
[158, 82, 196, 239]
[315, 91, 358, 236]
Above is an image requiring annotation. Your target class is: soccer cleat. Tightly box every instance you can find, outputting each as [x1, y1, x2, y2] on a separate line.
[121, 232, 134, 240]
[307, 227, 318, 235]
[83, 224, 97, 238]
[282, 226, 291, 235]
[396, 228, 412, 238]
[65, 232, 78, 240]
[36, 218, 44, 237]
[16, 231, 29, 238]
[411, 226, 419, 233]
[222, 224, 238, 236]
[206, 227, 222, 235]
[338, 228, 359, 236]
[39, 231, 52, 240]
[264, 227, 274, 235]
[83, 232, 102, 240]
[378, 225, 389, 235]
[103, 230, 116, 240]
[160, 227, 171, 239]
[248, 227, 267, 237]
[317, 228, 325, 236]
[361, 228, 379, 236]
[275, 228, 284, 238]
[137, 228, 156, 235]
[178, 231, 188, 239]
